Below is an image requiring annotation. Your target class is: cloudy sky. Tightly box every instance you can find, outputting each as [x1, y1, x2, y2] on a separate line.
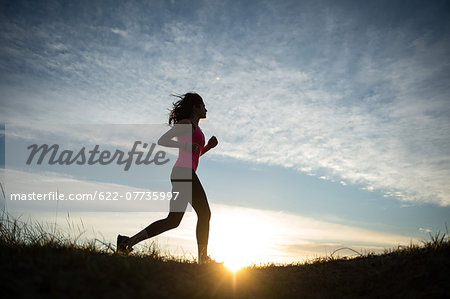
[1, 0, 449, 263]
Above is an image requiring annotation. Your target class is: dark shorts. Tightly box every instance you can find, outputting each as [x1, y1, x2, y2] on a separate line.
[169, 167, 194, 212]
[169, 167, 208, 213]
[170, 166, 194, 182]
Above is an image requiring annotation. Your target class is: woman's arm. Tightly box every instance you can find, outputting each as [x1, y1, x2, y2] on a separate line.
[158, 119, 199, 151]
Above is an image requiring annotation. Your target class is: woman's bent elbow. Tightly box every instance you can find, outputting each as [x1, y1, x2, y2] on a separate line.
[157, 138, 165, 146]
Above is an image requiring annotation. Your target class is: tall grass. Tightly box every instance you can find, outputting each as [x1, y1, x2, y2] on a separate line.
[2, 207, 448, 265]
[1, 181, 448, 297]
[0, 209, 198, 264]
[1, 211, 96, 251]
[1, 175, 448, 265]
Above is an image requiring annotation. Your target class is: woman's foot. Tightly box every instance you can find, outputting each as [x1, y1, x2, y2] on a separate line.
[116, 235, 133, 254]
[198, 255, 223, 264]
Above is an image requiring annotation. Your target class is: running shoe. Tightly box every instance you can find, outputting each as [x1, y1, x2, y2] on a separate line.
[116, 234, 133, 254]
[199, 255, 223, 264]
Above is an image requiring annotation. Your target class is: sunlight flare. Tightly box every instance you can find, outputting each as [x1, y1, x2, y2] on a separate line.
[208, 206, 276, 269]
[224, 258, 246, 272]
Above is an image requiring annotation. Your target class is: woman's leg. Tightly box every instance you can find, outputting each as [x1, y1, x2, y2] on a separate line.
[126, 168, 190, 248]
[122, 167, 211, 261]
[191, 171, 211, 263]
[127, 211, 185, 248]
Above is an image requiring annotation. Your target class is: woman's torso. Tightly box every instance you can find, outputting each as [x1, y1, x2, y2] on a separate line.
[174, 119, 205, 171]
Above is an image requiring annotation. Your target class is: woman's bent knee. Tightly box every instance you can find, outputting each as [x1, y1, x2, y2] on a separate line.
[166, 213, 183, 229]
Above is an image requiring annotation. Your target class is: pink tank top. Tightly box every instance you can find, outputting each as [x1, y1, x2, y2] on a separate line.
[174, 120, 205, 171]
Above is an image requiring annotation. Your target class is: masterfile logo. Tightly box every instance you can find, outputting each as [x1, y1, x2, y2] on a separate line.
[3, 123, 192, 212]
[26, 141, 170, 171]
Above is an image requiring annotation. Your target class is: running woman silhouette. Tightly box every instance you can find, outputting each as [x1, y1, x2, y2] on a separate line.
[117, 93, 218, 263]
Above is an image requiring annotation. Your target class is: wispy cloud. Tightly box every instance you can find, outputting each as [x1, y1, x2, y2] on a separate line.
[1, 0, 449, 206]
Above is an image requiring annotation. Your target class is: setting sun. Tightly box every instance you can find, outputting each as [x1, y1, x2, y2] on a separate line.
[224, 258, 246, 272]
[208, 206, 275, 271]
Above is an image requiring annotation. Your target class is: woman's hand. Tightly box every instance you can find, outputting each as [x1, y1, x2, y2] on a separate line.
[200, 136, 218, 156]
[207, 136, 218, 148]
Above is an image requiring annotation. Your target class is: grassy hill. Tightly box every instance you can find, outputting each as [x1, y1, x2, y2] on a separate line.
[1, 213, 449, 298]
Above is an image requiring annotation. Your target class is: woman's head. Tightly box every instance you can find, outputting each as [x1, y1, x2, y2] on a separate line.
[169, 93, 206, 124]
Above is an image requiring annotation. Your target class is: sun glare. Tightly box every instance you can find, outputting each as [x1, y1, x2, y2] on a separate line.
[209, 207, 275, 271]
[224, 256, 249, 272]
